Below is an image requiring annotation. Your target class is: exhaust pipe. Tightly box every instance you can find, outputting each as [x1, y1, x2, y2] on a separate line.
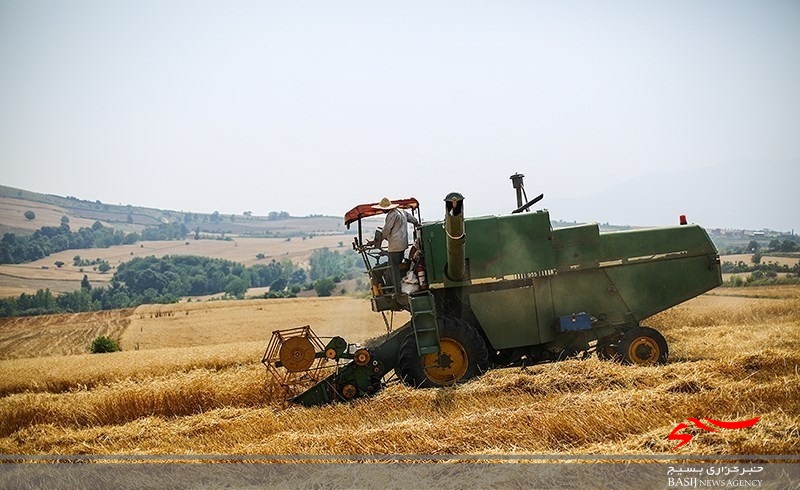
[444, 192, 468, 282]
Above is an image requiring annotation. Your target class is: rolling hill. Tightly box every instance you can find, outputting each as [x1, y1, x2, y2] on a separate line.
[0, 184, 345, 237]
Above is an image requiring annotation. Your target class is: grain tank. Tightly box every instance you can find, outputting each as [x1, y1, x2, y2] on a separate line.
[263, 174, 722, 405]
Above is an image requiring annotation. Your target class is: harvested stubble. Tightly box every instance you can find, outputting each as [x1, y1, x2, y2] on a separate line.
[1, 287, 798, 455]
[2, 355, 797, 455]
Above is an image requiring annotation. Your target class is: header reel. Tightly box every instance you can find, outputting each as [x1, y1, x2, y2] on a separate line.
[262, 325, 383, 404]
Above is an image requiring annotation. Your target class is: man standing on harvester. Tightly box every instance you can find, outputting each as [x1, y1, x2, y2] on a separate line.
[372, 197, 419, 296]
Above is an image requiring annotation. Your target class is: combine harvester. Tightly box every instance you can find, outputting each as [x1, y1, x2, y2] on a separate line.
[263, 173, 722, 406]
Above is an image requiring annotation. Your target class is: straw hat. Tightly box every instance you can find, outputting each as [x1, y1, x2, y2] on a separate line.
[372, 197, 398, 210]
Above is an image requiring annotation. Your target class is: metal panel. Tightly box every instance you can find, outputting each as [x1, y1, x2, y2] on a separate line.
[422, 211, 555, 284]
[598, 225, 717, 262]
[549, 269, 632, 326]
[533, 277, 556, 343]
[470, 287, 539, 349]
[494, 211, 555, 276]
[552, 224, 600, 271]
[605, 254, 722, 321]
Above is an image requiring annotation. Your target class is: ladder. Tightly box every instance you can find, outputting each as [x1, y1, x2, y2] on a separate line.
[409, 291, 440, 356]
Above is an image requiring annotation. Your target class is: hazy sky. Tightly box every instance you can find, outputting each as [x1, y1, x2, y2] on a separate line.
[1, 1, 798, 227]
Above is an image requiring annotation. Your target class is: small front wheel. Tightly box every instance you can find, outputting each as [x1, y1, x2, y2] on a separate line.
[619, 326, 668, 366]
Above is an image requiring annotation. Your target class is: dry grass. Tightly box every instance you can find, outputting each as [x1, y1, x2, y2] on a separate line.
[0, 341, 260, 397]
[124, 297, 401, 351]
[0, 297, 400, 360]
[0, 309, 133, 360]
[0, 197, 99, 233]
[0, 286, 798, 456]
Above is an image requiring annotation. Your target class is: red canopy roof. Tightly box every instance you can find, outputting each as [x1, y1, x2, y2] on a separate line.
[344, 198, 419, 228]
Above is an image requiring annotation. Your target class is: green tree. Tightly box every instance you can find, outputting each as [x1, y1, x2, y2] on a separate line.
[24, 210, 35, 221]
[225, 277, 249, 298]
[55, 261, 65, 268]
[98, 262, 111, 273]
[781, 240, 798, 252]
[57, 289, 93, 312]
[314, 277, 335, 297]
[289, 268, 307, 285]
[81, 274, 91, 291]
[91, 335, 120, 353]
[269, 278, 287, 292]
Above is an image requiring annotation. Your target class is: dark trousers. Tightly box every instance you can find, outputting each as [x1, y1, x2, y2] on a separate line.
[388, 251, 404, 294]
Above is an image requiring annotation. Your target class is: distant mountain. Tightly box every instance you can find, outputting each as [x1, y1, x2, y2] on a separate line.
[546, 160, 799, 232]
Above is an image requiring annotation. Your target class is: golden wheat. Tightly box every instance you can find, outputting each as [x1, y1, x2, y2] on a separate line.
[0, 286, 798, 455]
[0, 341, 260, 397]
[0, 297, 395, 360]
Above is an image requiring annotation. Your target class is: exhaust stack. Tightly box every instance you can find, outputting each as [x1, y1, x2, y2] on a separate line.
[444, 192, 468, 282]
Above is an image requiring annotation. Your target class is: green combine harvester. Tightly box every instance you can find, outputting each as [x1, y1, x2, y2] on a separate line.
[263, 173, 722, 406]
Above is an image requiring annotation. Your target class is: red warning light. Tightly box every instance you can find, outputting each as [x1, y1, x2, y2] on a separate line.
[679, 215, 688, 225]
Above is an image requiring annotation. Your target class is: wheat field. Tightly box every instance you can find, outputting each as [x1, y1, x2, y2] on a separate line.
[0, 287, 797, 456]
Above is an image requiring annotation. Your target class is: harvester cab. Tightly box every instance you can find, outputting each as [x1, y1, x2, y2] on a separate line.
[263, 173, 723, 406]
[344, 198, 423, 313]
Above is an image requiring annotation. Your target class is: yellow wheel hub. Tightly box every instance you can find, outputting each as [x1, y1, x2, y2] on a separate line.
[422, 338, 468, 385]
[627, 336, 660, 365]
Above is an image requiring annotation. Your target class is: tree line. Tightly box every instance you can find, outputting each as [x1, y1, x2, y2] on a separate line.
[1, 221, 139, 264]
[0, 248, 364, 317]
[716, 237, 799, 255]
[0, 220, 192, 265]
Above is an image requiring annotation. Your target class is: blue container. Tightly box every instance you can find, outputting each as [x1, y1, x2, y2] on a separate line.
[559, 313, 592, 331]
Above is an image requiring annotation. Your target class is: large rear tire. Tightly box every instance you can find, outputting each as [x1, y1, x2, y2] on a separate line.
[619, 326, 668, 366]
[397, 316, 488, 388]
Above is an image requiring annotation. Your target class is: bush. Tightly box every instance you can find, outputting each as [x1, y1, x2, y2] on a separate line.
[91, 336, 120, 354]
[269, 278, 287, 292]
[314, 277, 335, 297]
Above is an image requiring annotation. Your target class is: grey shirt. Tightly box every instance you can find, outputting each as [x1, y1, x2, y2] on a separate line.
[383, 209, 420, 252]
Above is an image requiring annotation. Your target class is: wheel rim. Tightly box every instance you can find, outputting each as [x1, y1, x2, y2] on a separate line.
[627, 336, 660, 365]
[422, 338, 469, 385]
